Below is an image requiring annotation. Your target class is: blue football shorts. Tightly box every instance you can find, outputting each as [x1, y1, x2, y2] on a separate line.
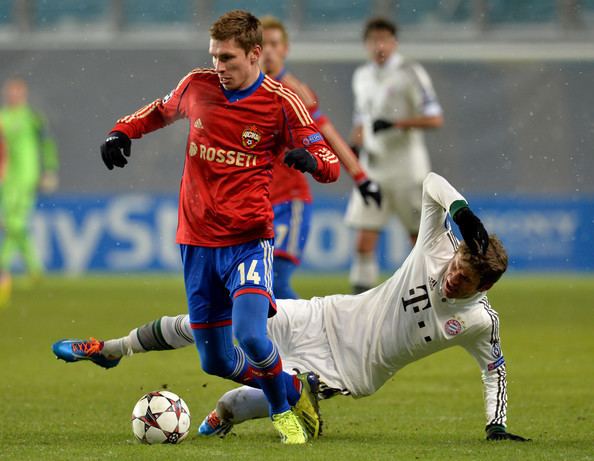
[272, 199, 312, 265]
[180, 238, 276, 329]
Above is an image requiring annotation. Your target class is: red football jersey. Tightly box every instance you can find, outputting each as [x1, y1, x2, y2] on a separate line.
[111, 69, 339, 247]
[269, 69, 329, 205]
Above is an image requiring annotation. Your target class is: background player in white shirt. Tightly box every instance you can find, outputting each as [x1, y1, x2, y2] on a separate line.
[54, 172, 529, 442]
[347, 18, 444, 294]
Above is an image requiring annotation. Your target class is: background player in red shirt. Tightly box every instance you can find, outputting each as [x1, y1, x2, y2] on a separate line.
[99, 10, 339, 444]
[261, 16, 382, 299]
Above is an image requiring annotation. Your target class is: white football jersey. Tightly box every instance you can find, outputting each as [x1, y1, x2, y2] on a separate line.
[352, 53, 442, 184]
[321, 173, 507, 426]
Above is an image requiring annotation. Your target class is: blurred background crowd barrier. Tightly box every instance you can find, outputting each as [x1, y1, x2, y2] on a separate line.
[1, 0, 593, 38]
[1, 0, 593, 273]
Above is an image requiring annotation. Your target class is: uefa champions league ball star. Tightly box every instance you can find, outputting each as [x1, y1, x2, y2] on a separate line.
[131, 391, 191, 444]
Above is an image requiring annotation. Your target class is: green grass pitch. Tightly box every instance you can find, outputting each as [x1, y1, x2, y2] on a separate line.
[0, 274, 592, 460]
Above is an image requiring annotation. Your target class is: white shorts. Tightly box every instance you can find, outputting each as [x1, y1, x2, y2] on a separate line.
[267, 299, 346, 391]
[344, 180, 422, 234]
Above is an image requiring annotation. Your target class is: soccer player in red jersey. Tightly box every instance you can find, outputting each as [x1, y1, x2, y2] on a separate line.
[261, 16, 382, 299]
[99, 10, 339, 444]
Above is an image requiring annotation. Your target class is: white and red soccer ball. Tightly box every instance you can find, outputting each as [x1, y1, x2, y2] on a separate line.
[131, 391, 191, 444]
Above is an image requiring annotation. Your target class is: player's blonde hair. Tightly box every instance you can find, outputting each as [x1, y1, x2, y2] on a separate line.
[209, 10, 262, 55]
[458, 235, 508, 288]
[260, 15, 289, 43]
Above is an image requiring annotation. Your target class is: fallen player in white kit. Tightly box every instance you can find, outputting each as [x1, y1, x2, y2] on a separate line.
[53, 172, 529, 442]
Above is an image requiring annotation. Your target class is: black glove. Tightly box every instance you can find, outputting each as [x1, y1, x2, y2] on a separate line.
[350, 144, 361, 158]
[358, 179, 382, 207]
[372, 119, 394, 133]
[453, 207, 489, 255]
[100, 131, 131, 170]
[486, 424, 531, 442]
[284, 148, 317, 174]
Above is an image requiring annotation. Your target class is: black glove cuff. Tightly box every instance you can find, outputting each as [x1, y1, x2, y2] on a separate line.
[108, 131, 128, 140]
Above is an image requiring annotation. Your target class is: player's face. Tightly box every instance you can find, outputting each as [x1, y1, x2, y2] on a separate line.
[2, 80, 28, 106]
[262, 28, 288, 76]
[442, 254, 482, 299]
[209, 38, 262, 91]
[364, 29, 397, 65]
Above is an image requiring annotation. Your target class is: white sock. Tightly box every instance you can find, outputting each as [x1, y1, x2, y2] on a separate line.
[216, 386, 269, 424]
[101, 315, 194, 359]
[102, 337, 132, 359]
[349, 252, 379, 288]
[160, 314, 194, 349]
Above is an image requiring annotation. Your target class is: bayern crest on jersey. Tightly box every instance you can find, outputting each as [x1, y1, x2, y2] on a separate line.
[444, 317, 465, 336]
[241, 125, 262, 149]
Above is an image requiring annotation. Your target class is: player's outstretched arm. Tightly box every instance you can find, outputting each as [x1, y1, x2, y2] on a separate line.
[485, 424, 531, 442]
[463, 310, 530, 443]
[417, 172, 468, 249]
[280, 73, 375, 201]
[279, 87, 340, 183]
[452, 205, 489, 255]
[100, 71, 195, 170]
[372, 115, 444, 133]
[418, 172, 489, 255]
[318, 120, 381, 207]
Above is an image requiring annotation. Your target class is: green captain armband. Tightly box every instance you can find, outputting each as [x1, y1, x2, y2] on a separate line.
[449, 200, 468, 219]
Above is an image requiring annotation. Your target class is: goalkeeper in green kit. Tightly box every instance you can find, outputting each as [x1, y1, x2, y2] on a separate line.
[0, 79, 59, 306]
